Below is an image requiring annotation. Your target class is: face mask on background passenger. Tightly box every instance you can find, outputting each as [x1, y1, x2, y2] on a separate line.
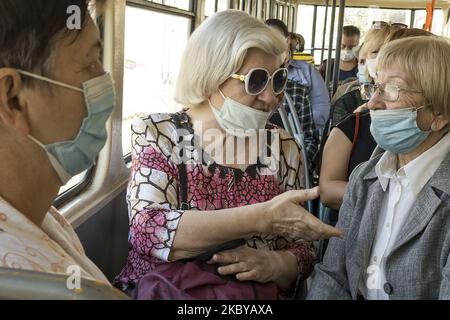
[357, 63, 370, 84]
[340, 49, 355, 62]
[370, 106, 430, 154]
[209, 89, 271, 137]
[366, 58, 377, 79]
[18, 70, 116, 185]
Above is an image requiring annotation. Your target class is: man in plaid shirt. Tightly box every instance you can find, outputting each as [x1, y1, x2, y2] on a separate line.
[270, 79, 320, 173]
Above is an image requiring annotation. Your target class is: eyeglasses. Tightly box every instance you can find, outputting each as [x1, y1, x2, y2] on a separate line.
[368, 82, 423, 102]
[230, 67, 288, 96]
[371, 21, 408, 29]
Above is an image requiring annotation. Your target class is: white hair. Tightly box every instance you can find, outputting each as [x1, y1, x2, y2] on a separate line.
[174, 10, 287, 108]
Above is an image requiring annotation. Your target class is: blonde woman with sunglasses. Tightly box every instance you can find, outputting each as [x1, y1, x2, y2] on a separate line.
[115, 10, 343, 299]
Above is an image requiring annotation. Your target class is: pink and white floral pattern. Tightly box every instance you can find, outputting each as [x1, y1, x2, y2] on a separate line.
[115, 112, 315, 291]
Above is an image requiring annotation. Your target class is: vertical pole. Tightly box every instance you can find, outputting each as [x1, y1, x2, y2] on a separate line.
[257, 0, 263, 19]
[324, 0, 336, 91]
[293, 5, 297, 31]
[320, 0, 330, 65]
[331, 0, 345, 95]
[311, 5, 317, 56]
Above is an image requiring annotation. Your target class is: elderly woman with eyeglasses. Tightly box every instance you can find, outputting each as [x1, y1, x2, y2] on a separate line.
[115, 10, 343, 299]
[319, 28, 432, 214]
[308, 35, 450, 300]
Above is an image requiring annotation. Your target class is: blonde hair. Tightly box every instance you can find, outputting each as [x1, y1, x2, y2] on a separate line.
[377, 36, 450, 119]
[384, 28, 433, 43]
[360, 26, 392, 58]
[359, 26, 392, 81]
[174, 10, 287, 108]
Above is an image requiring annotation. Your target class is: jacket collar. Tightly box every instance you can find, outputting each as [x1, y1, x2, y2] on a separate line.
[393, 152, 450, 248]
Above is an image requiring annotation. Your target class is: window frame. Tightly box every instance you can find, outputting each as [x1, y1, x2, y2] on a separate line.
[296, 4, 443, 64]
[127, 0, 195, 19]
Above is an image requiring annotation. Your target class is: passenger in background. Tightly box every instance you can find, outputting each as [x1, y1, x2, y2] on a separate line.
[330, 43, 367, 108]
[309, 36, 450, 299]
[289, 32, 302, 52]
[290, 33, 315, 65]
[266, 19, 330, 140]
[0, 0, 111, 284]
[115, 10, 343, 299]
[319, 25, 360, 83]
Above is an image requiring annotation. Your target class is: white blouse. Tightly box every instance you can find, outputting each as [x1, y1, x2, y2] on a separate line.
[0, 196, 109, 284]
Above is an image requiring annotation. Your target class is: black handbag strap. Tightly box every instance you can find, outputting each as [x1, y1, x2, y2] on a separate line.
[171, 113, 246, 265]
[171, 112, 190, 210]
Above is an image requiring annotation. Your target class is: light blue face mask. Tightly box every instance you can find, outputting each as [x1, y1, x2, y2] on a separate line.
[370, 106, 430, 154]
[18, 70, 115, 185]
[357, 63, 369, 84]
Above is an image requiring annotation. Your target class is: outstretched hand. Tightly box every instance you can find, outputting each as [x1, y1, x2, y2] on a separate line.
[263, 187, 344, 240]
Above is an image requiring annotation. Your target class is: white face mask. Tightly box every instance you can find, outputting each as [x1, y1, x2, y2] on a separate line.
[340, 49, 355, 62]
[209, 90, 271, 137]
[366, 58, 377, 79]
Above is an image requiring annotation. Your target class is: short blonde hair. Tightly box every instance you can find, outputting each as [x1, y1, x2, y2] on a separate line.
[174, 10, 287, 108]
[377, 36, 450, 119]
[360, 26, 391, 58]
[359, 26, 391, 81]
[384, 28, 433, 43]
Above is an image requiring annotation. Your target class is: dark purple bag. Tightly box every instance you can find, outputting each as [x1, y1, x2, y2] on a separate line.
[136, 260, 279, 300]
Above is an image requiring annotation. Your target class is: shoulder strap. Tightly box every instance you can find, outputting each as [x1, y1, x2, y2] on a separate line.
[171, 113, 190, 210]
[347, 112, 360, 178]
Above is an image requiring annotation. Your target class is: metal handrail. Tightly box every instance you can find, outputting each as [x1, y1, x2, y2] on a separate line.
[281, 94, 314, 214]
[0, 267, 129, 300]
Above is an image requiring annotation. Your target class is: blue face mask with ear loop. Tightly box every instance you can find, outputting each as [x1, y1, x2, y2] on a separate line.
[17, 70, 116, 185]
[357, 63, 370, 85]
[369, 106, 431, 154]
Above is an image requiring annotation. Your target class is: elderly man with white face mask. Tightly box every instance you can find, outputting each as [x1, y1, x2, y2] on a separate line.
[0, 0, 113, 284]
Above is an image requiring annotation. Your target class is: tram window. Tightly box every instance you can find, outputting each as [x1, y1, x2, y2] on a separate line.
[122, 6, 190, 157]
[206, 0, 229, 17]
[344, 7, 411, 36]
[299, 5, 414, 64]
[149, 0, 190, 11]
[413, 9, 443, 35]
[217, 0, 229, 12]
[205, 0, 216, 16]
[313, 49, 332, 66]
[297, 5, 314, 51]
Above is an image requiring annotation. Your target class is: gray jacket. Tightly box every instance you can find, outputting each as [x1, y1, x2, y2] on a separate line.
[308, 152, 450, 299]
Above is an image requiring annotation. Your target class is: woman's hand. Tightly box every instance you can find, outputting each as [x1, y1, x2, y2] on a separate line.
[262, 187, 344, 240]
[210, 245, 296, 290]
[353, 102, 368, 113]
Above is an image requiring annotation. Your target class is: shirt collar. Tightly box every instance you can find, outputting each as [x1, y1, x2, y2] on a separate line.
[403, 132, 450, 195]
[375, 151, 397, 191]
[375, 132, 450, 194]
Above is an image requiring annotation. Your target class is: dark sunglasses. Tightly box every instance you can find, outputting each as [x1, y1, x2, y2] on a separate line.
[230, 67, 288, 96]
